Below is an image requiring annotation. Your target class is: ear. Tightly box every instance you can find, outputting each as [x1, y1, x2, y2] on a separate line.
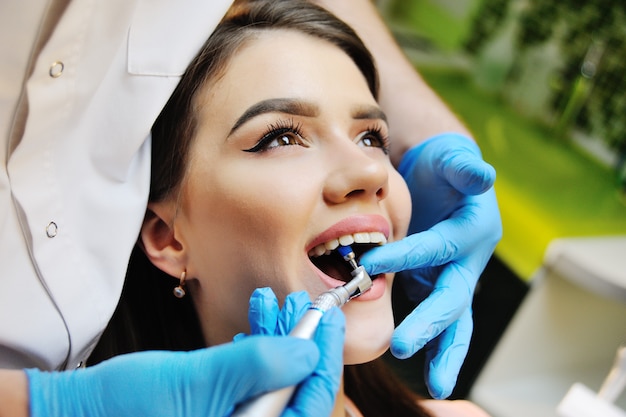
[140, 203, 187, 278]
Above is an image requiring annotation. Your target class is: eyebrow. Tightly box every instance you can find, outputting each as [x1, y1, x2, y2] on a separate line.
[229, 98, 388, 134]
[352, 104, 388, 124]
[230, 98, 319, 134]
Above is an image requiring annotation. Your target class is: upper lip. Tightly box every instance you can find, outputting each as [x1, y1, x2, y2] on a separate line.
[306, 214, 390, 254]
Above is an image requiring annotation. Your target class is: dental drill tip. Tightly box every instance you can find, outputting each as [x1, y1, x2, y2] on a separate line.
[337, 245, 353, 257]
[337, 245, 358, 270]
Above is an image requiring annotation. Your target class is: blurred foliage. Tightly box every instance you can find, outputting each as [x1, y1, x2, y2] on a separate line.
[516, 2, 558, 47]
[383, 0, 481, 51]
[463, 0, 626, 174]
[463, 0, 510, 53]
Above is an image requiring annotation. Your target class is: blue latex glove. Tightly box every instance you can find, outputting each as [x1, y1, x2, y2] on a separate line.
[26, 335, 326, 417]
[237, 288, 345, 417]
[359, 132, 502, 399]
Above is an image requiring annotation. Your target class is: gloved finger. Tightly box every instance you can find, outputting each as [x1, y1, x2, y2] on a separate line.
[422, 195, 500, 268]
[277, 291, 311, 335]
[193, 336, 321, 411]
[423, 308, 473, 399]
[398, 133, 495, 196]
[283, 308, 345, 417]
[248, 287, 280, 335]
[396, 266, 441, 304]
[390, 263, 473, 359]
[435, 141, 496, 195]
[359, 229, 452, 275]
[360, 191, 500, 276]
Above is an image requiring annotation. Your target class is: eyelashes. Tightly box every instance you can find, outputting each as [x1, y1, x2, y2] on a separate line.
[358, 125, 390, 155]
[243, 119, 304, 153]
[243, 119, 389, 154]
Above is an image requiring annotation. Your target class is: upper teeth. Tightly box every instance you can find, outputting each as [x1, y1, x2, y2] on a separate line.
[308, 232, 387, 257]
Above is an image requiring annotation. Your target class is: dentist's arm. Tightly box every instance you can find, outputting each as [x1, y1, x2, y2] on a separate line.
[0, 370, 28, 417]
[313, 0, 502, 399]
[1, 335, 330, 417]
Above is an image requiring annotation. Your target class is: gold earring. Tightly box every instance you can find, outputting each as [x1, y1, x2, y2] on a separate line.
[173, 270, 187, 298]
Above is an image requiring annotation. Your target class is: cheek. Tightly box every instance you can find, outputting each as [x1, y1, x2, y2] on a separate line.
[387, 170, 412, 240]
[181, 159, 321, 282]
[185, 160, 306, 229]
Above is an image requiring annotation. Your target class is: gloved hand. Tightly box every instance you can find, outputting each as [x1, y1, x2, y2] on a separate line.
[238, 288, 345, 417]
[26, 334, 328, 417]
[359, 132, 502, 399]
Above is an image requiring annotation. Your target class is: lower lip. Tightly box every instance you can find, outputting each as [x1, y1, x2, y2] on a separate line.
[352, 274, 386, 301]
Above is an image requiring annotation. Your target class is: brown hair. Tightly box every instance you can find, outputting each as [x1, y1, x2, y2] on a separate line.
[91, 1, 430, 416]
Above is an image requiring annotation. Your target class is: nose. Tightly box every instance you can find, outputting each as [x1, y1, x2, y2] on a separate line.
[323, 141, 389, 205]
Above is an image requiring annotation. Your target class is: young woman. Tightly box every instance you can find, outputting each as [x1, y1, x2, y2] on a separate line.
[90, 1, 490, 416]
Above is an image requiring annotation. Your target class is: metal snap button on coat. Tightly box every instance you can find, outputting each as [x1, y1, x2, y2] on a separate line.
[49, 61, 64, 78]
[46, 222, 58, 238]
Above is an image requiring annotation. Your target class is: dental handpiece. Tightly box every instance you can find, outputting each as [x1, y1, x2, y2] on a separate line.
[232, 245, 372, 417]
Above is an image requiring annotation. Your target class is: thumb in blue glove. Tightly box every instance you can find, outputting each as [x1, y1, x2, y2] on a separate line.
[359, 132, 502, 399]
[238, 288, 345, 417]
[25, 335, 322, 417]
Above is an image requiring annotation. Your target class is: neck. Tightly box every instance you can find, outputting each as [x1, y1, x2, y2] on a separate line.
[332, 378, 363, 417]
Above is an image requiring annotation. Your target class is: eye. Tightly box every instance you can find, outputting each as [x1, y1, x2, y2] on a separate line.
[355, 126, 390, 155]
[243, 120, 306, 153]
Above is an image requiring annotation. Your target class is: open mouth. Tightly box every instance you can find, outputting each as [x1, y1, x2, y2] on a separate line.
[308, 232, 386, 282]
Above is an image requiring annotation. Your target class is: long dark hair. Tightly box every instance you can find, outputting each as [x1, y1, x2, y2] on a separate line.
[90, 1, 431, 416]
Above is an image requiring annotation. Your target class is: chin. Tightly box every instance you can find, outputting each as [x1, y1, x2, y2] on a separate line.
[342, 304, 394, 365]
[343, 339, 391, 365]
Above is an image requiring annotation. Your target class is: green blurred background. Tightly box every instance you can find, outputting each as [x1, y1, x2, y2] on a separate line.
[377, 0, 626, 400]
[378, 0, 626, 280]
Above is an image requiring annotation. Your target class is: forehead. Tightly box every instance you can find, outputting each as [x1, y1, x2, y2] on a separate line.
[197, 29, 374, 113]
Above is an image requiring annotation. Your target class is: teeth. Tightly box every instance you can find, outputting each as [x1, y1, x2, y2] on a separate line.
[325, 238, 340, 252]
[312, 244, 327, 257]
[308, 232, 387, 257]
[338, 235, 354, 246]
[353, 232, 369, 243]
[370, 232, 386, 244]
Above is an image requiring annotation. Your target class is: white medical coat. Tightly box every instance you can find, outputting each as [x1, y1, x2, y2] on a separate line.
[0, 0, 233, 370]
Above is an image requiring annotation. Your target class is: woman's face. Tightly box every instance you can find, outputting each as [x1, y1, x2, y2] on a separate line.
[161, 30, 411, 364]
